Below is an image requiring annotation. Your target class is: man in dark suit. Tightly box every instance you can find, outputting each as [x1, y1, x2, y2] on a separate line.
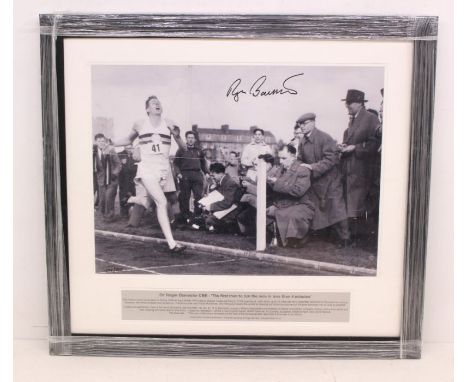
[174, 131, 209, 224]
[203, 162, 241, 233]
[267, 145, 315, 248]
[338, 89, 380, 241]
[93, 133, 122, 221]
[117, 145, 137, 218]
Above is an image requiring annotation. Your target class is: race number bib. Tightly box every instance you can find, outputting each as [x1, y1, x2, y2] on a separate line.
[151, 143, 161, 154]
[144, 133, 163, 155]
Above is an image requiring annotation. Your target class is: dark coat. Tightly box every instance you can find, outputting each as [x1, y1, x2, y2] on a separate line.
[241, 165, 279, 207]
[271, 161, 315, 245]
[93, 145, 122, 186]
[118, 150, 137, 201]
[341, 107, 380, 218]
[210, 174, 241, 212]
[174, 145, 208, 175]
[225, 163, 240, 184]
[298, 127, 348, 230]
[272, 161, 313, 209]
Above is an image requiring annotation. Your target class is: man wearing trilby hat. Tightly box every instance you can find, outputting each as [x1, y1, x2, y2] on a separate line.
[338, 89, 380, 242]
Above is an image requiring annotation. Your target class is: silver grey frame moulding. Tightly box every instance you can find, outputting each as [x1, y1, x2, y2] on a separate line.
[39, 14, 437, 359]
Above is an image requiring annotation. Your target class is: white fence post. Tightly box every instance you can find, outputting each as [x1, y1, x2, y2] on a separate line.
[256, 158, 267, 251]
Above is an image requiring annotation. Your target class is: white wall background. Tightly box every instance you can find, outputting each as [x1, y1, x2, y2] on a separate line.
[13, 0, 453, 346]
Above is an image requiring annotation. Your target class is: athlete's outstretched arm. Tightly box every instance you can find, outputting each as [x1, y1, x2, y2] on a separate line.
[112, 124, 139, 147]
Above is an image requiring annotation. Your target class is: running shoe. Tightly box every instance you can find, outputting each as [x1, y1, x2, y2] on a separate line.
[169, 243, 187, 254]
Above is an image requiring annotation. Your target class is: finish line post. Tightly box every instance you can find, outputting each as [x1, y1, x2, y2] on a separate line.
[256, 158, 267, 251]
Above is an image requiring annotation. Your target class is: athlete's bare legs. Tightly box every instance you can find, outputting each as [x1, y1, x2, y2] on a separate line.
[141, 177, 178, 249]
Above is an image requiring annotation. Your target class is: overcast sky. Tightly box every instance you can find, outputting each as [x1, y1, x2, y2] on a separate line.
[92, 65, 384, 143]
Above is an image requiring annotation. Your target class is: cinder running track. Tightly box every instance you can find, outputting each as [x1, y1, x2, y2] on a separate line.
[95, 235, 338, 275]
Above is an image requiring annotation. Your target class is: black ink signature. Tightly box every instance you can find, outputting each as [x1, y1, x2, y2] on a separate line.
[226, 73, 304, 102]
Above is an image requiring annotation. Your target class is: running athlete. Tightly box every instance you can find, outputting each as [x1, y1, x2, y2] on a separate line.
[114, 95, 187, 253]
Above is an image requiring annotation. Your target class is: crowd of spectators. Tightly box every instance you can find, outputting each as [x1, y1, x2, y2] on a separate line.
[94, 88, 383, 250]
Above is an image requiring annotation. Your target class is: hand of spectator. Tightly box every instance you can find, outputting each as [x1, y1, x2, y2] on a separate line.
[300, 163, 312, 170]
[266, 205, 277, 217]
[340, 144, 356, 153]
[177, 173, 183, 180]
[267, 176, 277, 184]
[243, 175, 255, 183]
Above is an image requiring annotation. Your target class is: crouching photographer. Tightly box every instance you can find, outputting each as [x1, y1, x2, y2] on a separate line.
[197, 162, 243, 233]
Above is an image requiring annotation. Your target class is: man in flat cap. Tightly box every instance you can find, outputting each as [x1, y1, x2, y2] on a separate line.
[296, 113, 351, 246]
[339, 89, 380, 243]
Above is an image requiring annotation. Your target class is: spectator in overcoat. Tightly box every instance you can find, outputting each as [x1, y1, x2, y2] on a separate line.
[338, 89, 380, 239]
[296, 112, 350, 246]
[117, 145, 137, 218]
[267, 145, 315, 248]
[93, 133, 122, 221]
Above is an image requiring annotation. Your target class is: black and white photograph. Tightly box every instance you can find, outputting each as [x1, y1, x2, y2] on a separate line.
[92, 64, 384, 276]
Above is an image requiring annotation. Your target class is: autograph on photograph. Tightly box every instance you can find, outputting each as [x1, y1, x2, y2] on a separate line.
[226, 73, 304, 102]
